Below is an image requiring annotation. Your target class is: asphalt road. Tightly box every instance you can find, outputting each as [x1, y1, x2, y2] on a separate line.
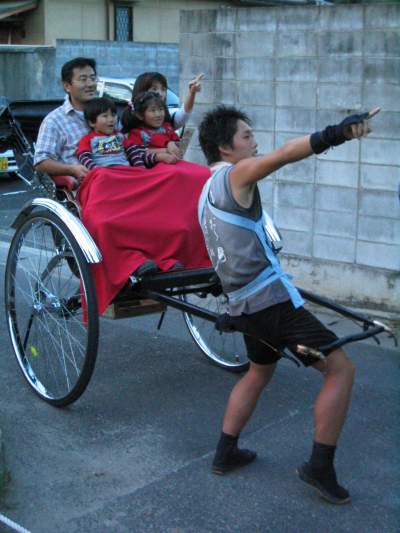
[0, 177, 399, 533]
[0, 175, 37, 240]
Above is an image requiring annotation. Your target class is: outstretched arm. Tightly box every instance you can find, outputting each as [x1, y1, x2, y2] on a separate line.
[230, 108, 380, 199]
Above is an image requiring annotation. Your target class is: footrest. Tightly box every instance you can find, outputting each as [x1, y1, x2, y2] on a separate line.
[103, 298, 166, 319]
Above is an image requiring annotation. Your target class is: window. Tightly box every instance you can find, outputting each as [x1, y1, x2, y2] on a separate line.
[114, 3, 132, 42]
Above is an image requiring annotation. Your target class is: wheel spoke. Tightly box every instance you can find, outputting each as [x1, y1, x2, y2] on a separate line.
[183, 292, 248, 371]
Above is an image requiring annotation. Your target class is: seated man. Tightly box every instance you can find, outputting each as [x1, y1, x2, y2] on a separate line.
[198, 104, 379, 504]
[34, 57, 98, 189]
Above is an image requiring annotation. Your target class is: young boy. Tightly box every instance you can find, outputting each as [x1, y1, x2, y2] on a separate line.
[198, 104, 379, 505]
[76, 97, 156, 169]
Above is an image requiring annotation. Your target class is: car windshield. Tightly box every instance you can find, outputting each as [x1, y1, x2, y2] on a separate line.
[101, 83, 132, 102]
[97, 80, 180, 108]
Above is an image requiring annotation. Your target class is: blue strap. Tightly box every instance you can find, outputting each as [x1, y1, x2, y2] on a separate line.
[199, 175, 304, 309]
[206, 201, 276, 263]
[205, 201, 258, 230]
[280, 275, 304, 308]
[228, 269, 281, 302]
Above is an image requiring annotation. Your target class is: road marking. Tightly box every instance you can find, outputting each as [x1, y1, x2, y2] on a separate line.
[0, 190, 26, 197]
[0, 513, 32, 533]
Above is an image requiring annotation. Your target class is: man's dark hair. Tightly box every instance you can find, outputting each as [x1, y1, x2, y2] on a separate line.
[199, 105, 251, 165]
[61, 57, 97, 83]
[83, 97, 116, 126]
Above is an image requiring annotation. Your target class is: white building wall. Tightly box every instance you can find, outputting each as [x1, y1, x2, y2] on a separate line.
[21, 0, 231, 45]
[44, 0, 107, 44]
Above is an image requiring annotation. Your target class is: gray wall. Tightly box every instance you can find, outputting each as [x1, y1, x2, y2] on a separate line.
[56, 39, 179, 94]
[0, 45, 57, 100]
[0, 39, 179, 101]
[181, 4, 400, 316]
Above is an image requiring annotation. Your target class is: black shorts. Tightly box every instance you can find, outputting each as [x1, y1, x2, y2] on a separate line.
[229, 301, 338, 367]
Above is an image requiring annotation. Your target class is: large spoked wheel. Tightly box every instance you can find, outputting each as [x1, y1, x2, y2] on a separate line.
[183, 291, 249, 372]
[5, 210, 99, 406]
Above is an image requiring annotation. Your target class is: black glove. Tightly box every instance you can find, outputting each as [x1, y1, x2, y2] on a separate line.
[310, 111, 369, 154]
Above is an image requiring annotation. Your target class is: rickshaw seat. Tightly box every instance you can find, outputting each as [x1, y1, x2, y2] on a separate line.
[52, 175, 79, 191]
[53, 179, 82, 218]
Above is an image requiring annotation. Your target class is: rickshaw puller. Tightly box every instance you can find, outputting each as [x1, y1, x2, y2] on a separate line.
[198, 105, 380, 505]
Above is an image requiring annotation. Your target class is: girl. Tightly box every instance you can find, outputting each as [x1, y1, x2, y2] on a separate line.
[122, 91, 182, 165]
[132, 71, 204, 131]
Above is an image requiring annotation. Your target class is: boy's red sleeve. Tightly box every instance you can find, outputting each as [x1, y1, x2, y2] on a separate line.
[76, 133, 96, 170]
[76, 134, 92, 156]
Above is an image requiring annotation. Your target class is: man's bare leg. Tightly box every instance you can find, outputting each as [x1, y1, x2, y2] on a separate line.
[212, 362, 276, 475]
[223, 362, 277, 436]
[313, 349, 355, 445]
[298, 348, 355, 504]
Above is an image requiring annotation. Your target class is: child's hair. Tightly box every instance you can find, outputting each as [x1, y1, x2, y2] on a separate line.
[131, 72, 172, 124]
[121, 91, 168, 133]
[199, 105, 251, 165]
[83, 97, 117, 126]
[132, 72, 168, 99]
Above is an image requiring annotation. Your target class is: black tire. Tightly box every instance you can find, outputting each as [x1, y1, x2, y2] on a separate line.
[183, 292, 249, 373]
[5, 210, 99, 406]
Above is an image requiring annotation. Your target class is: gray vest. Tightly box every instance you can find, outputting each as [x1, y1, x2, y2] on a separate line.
[199, 164, 300, 316]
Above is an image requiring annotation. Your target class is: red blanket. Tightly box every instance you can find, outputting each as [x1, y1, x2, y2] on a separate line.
[78, 161, 212, 315]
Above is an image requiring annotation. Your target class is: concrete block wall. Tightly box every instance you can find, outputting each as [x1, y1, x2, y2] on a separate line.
[181, 4, 400, 315]
[0, 45, 57, 100]
[0, 40, 179, 100]
[56, 40, 179, 95]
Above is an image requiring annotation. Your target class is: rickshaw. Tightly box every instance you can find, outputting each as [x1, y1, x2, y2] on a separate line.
[0, 97, 396, 407]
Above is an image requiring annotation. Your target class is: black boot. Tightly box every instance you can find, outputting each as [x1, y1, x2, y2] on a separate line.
[297, 442, 350, 504]
[297, 462, 351, 504]
[132, 260, 158, 278]
[212, 432, 256, 475]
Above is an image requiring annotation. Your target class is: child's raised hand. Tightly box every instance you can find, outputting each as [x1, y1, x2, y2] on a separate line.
[183, 74, 205, 114]
[188, 74, 204, 94]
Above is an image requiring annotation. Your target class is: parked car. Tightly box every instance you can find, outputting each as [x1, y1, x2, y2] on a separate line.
[96, 77, 180, 114]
